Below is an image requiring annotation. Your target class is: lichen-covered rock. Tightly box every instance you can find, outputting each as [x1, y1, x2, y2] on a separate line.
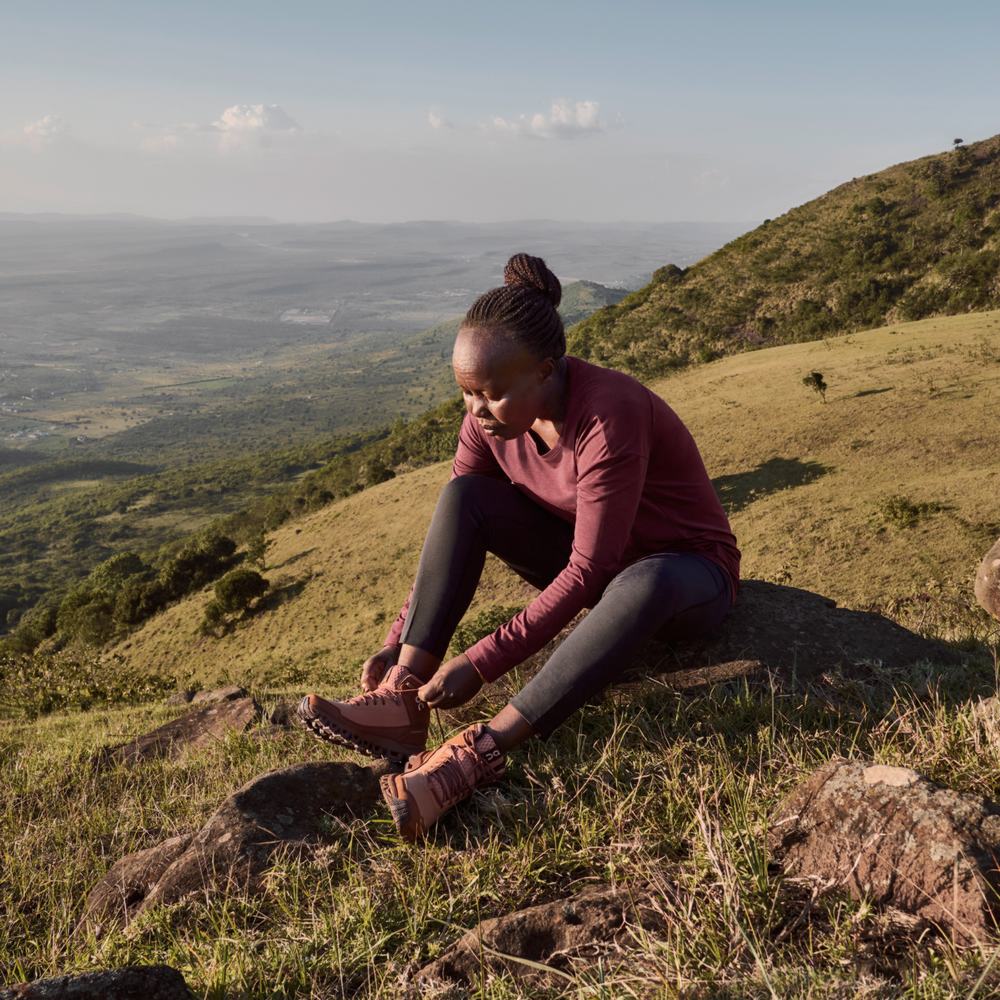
[975, 537, 1000, 621]
[79, 761, 382, 935]
[77, 834, 192, 938]
[767, 758, 1000, 945]
[653, 580, 963, 688]
[94, 696, 259, 768]
[0, 965, 191, 999]
[416, 885, 665, 991]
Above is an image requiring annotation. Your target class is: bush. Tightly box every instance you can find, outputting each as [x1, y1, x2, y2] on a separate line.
[0, 649, 173, 720]
[200, 569, 269, 636]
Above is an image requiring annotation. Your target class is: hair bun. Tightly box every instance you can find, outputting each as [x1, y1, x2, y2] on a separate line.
[503, 252, 562, 309]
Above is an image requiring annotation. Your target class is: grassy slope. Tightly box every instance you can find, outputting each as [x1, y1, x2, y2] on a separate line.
[568, 134, 1000, 378]
[107, 310, 1000, 690]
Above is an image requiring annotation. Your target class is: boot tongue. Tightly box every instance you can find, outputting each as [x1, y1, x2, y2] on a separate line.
[470, 725, 505, 774]
[383, 663, 420, 690]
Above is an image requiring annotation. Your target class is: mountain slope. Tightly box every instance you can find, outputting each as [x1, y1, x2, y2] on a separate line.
[108, 311, 1000, 689]
[568, 135, 1000, 378]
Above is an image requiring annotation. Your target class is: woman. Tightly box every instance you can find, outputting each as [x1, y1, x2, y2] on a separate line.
[299, 253, 740, 842]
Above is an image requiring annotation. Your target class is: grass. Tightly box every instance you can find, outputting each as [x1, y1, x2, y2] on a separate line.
[3, 314, 1000, 995]
[3, 649, 1000, 996]
[102, 309, 1000, 687]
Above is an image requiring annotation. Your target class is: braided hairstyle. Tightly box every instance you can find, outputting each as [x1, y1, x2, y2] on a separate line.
[461, 252, 565, 362]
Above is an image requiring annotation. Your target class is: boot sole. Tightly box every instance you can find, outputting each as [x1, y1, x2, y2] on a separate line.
[379, 772, 421, 842]
[297, 696, 425, 764]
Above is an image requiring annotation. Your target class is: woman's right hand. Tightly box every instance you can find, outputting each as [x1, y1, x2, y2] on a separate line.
[360, 643, 401, 692]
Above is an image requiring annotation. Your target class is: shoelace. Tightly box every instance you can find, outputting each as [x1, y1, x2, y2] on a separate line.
[426, 734, 501, 809]
[343, 667, 420, 708]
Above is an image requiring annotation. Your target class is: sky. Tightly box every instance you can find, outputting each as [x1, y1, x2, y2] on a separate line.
[2, 0, 999, 224]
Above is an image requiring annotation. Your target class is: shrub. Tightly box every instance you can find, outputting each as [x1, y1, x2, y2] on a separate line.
[0, 649, 173, 720]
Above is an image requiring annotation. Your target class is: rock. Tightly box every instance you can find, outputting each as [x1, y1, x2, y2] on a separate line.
[975, 537, 1000, 621]
[0, 965, 191, 999]
[266, 698, 298, 728]
[76, 834, 192, 938]
[164, 689, 195, 706]
[767, 758, 1000, 945]
[94, 697, 260, 768]
[191, 685, 247, 704]
[652, 580, 962, 688]
[416, 885, 665, 990]
[79, 761, 382, 935]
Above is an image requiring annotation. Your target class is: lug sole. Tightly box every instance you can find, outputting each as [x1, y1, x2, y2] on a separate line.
[296, 696, 425, 764]
[379, 773, 421, 842]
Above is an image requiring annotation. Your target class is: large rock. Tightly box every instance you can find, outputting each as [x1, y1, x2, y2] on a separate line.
[79, 761, 382, 936]
[0, 965, 191, 999]
[652, 580, 962, 689]
[767, 758, 1000, 945]
[975, 537, 1000, 621]
[416, 885, 665, 991]
[94, 697, 260, 768]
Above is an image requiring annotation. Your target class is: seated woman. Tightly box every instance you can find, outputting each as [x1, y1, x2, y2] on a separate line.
[299, 252, 740, 842]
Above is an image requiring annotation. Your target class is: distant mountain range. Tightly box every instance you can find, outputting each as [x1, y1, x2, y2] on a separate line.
[568, 134, 1000, 377]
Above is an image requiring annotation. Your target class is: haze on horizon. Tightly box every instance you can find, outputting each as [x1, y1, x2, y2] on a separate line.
[3, 0, 998, 225]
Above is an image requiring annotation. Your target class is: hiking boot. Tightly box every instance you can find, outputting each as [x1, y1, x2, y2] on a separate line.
[379, 723, 506, 842]
[297, 664, 429, 762]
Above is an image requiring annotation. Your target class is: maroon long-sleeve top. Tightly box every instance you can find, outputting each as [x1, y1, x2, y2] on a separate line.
[384, 354, 741, 682]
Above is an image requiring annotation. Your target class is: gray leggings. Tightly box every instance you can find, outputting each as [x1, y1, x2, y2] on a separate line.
[400, 473, 734, 738]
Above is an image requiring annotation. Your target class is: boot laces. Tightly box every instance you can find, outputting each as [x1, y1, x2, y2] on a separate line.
[425, 733, 501, 809]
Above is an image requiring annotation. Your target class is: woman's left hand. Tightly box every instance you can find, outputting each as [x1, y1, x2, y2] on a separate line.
[417, 653, 484, 709]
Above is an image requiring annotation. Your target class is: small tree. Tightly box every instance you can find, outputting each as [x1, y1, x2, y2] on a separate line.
[200, 568, 269, 635]
[246, 530, 272, 570]
[802, 371, 828, 403]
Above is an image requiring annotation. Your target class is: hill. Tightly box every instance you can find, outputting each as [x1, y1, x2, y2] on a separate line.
[108, 310, 999, 689]
[567, 134, 1000, 378]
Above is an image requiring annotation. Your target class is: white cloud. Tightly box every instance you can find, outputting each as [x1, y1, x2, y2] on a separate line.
[427, 109, 453, 130]
[487, 98, 607, 139]
[211, 104, 299, 150]
[22, 114, 68, 150]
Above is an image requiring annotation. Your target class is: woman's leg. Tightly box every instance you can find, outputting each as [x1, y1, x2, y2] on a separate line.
[398, 473, 574, 671]
[503, 552, 732, 742]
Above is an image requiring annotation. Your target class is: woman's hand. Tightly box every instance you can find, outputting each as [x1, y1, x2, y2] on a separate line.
[360, 643, 401, 692]
[417, 653, 483, 709]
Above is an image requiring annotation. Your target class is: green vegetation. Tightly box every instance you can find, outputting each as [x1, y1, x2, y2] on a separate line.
[450, 604, 524, 656]
[568, 134, 1000, 378]
[0, 648, 172, 720]
[200, 568, 270, 636]
[873, 494, 949, 531]
[2, 638, 999, 995]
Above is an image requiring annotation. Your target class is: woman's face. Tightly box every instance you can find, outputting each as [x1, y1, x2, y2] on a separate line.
[452, 327, 552, 440]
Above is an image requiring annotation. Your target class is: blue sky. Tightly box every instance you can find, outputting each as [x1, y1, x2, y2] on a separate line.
[2, 0, 998, 222]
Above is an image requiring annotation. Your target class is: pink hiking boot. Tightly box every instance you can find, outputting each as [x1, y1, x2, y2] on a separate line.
[297, 664, 430, 762]
[379, 723, 506, 842]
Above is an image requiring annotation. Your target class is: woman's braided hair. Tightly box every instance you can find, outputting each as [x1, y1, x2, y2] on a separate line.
[461, 252, 565, 361]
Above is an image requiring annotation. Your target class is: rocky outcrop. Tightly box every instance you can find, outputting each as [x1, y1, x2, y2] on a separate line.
[0, 965, 191, 999]
[79, 761, 383, 936]
[94, 696, 260, 768]
[415, 885, 665, 991]
[767, 758, 1000, 945]
[975, 537, 1000, 621]
[653, 580, 962, 688]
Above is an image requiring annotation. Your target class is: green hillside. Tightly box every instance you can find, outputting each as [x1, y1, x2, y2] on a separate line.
[567, 134, 1000, 377]
[101, 310, 998, 688]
